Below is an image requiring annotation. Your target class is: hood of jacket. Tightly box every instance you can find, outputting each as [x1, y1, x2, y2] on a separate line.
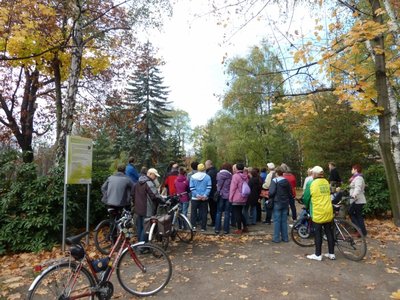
[192, 171, 207, 181]
[218, 169, 232, 180]
[138, 175, 151, 185]
[176, 174, 187, 182]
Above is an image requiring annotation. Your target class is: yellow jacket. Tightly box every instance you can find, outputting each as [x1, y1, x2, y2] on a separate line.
[309, 178, 333, 224]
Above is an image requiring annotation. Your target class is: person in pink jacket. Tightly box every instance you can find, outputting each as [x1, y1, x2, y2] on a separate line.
[229, 163, 249, 234]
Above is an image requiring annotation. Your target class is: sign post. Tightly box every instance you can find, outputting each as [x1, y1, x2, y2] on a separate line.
[63, 135, 93, 251]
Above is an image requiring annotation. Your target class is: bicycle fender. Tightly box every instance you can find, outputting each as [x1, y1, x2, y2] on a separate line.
[28, 262, 76, 291]
[94, 219, 110, 231]
[178, 213, 193, 230]
[148, 223, 157, 242]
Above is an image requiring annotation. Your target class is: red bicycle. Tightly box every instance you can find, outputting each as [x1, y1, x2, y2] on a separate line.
[27, 210, 172, 299]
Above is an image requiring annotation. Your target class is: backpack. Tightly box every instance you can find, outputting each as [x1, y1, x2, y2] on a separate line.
[241, 179, 251, 197]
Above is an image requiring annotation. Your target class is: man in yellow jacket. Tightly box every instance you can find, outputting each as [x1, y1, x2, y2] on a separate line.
[302, 166, 335, 261]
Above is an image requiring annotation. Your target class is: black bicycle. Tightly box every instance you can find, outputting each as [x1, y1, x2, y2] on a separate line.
[291, 198, 367, 261]
[94, 206, 124, 255]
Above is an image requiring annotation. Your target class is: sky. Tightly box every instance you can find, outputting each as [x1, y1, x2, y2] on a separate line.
[150, 1, 317, 128]
[150, 1, 270, 127]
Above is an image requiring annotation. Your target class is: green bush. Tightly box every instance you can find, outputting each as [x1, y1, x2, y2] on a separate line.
[363, 164, 391, 217]
[0, 153, 110, 254]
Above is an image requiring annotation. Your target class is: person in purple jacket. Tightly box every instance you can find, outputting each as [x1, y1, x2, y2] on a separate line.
[215, 162, 233, 234]
[174, 167, 190, 218]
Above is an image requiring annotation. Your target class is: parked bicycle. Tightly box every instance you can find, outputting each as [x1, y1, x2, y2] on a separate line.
[291, 197, 367, 261]
[146, 191, 194, 250]
[93, 206, 125, 255]
[27, 209, 172, 299]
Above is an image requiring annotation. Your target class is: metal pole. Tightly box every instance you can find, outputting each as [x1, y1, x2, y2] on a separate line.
[62, 183, 68, 252]
[86, 184, 91, 245]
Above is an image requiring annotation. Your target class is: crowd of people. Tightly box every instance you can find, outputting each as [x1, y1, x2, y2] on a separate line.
[101, 157, 368, 261]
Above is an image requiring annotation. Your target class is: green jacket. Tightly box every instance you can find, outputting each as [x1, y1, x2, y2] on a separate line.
[303, 177, 333, 224]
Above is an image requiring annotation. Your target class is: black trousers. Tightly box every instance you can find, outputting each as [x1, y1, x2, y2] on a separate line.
[313, 221, 335, 256]
[208, 198, 217, 225]
[233, 205, 246, 230]
[350, 203, 367, 236]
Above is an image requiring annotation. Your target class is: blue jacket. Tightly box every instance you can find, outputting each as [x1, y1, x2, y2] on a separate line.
[126, 163, 139, 183]
[190, 171, 212, 200]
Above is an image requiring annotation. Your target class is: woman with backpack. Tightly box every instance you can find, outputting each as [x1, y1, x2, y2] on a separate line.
[229, 163, 250, 234]
[268, 166, 293, 243]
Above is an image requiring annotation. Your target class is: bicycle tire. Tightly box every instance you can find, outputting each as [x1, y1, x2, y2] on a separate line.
[291, 218, 315, 247]
[94, 219, 117, 255]
[175, 213, 194, 243]
[27, 262, 96, 300]
[335, 219, 367, 261]
[116, 243, 172, 297]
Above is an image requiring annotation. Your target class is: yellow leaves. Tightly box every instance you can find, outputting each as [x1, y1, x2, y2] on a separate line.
[391, 289, 400, 299]
[374, 8, 386, 16]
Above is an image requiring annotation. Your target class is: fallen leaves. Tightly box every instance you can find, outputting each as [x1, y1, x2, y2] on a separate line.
[391, 289, 400, 299]
[385, 267, 400, 274]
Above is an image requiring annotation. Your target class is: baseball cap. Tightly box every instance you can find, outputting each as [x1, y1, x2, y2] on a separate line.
[148, 168, 160, 177]
[311, 166, 324, 174]
[267, 162, 275, 169]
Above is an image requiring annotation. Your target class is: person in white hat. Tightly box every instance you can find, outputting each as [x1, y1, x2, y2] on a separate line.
[132, 167, 164, 242]
[262, 162, 276, 224]
[302, 166, 335, 261]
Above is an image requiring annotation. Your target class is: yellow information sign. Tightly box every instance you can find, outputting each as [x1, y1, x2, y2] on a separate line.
[65, 135, 93, 184]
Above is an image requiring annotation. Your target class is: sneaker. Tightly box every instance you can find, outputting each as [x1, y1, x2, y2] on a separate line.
[215, 231, 220, 235]
[306, 254, 322, 261]
[324, 253, 336, 260]
[192, 227, 197, 232]
[289, 224, 293, 228]
[200, 229, 206, 232]
[233, 229, 242, 234]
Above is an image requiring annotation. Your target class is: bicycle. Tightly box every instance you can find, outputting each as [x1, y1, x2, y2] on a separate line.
[146, 191, 194, 250]
[27, 209, 172, 299]
[93, 206, 125, 255]
[291, 197, 367, 261]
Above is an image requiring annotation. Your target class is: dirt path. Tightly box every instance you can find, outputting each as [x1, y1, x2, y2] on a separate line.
[1, 220, 400, 299]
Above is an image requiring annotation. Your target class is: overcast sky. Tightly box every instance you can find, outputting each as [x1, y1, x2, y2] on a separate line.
[150, 0, 316, 127]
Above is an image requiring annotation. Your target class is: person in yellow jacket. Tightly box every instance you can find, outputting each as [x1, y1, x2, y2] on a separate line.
[302, 166, 335, 261]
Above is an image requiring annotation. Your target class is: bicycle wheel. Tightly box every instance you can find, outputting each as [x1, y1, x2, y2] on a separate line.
[291, 219, 315, 247]
[94, 219, 117, 255]
[335, 219, 367, 261]
[116, 243, 172, 297]
[27, 262, 96, 300]
[175, 214, 194, 243]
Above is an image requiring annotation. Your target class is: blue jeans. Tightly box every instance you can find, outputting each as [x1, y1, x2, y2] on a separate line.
[179, 202, 189, 217]
[135, 215, 148, 242]
[191, 200, 207, 230]
[215, 198, 230, 233]
[273, 202, 289, 242]
[242, 205, 257, 225]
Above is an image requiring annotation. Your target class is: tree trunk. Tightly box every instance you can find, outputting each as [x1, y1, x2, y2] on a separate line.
[56, 0, 85, 163]
[369, 0, 400, 226]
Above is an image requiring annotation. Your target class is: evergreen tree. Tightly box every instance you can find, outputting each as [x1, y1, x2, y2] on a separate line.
[126, 42, 171, 168]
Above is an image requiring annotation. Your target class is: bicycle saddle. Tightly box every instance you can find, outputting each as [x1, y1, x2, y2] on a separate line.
[65, 231, 89, 245]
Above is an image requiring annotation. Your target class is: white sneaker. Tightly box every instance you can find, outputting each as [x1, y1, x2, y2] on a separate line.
[324, 253, 336, 260]
[306, 254, 322, 261]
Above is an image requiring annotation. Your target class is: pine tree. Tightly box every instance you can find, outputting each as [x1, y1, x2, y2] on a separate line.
[126, 42, 171, 168]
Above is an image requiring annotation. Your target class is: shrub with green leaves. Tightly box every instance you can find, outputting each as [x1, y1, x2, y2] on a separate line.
[363, 164, 391, 218]
[0, 154, 110, 254]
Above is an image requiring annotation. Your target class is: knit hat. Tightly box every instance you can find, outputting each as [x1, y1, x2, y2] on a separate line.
[311, 166, 324, 174]
[267, 162, 275, 169]
[197, 163, 206, 172]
